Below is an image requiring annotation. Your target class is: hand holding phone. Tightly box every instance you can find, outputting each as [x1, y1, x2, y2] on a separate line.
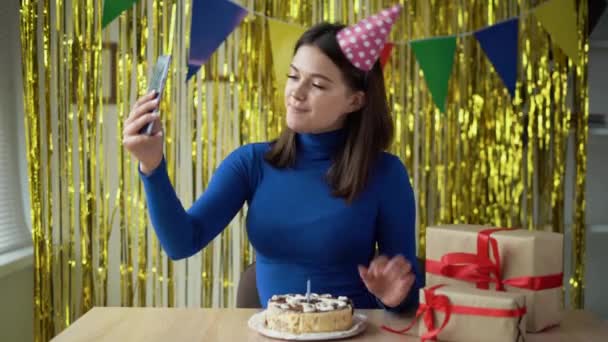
[123, 55, 172, 174]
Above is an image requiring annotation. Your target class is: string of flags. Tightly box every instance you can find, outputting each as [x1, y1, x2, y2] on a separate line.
[102, 0, 581, 112]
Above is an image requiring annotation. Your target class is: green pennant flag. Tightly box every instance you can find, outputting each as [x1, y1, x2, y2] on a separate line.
[102, 0, 139, 28]
[410, 36, 457, 112]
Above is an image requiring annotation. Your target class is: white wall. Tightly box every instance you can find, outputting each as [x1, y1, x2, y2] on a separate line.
[0, 267, 33, 342]
[575, 37, 608, 319]
[563, 130, 608, 319]
[589, 47, 608, 117]
[0, 0, 34, 341]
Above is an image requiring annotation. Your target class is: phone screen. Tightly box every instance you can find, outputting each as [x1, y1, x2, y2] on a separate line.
[140, 55, 171, 135]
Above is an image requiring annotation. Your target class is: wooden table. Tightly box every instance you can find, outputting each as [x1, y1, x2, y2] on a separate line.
[51, 307, 608, 342]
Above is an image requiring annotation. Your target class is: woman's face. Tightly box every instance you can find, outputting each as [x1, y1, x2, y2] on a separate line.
[285, 45, 364, 134]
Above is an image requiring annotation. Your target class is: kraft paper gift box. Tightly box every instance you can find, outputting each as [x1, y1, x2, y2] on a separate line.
[382, 285, 527, 342]
[425, 225, 563, 332]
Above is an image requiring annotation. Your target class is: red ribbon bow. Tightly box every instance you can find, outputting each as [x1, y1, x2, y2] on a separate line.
[382, 285, 527, 341]
[382, 285, 452, 341]
[426, 228, 563, 291]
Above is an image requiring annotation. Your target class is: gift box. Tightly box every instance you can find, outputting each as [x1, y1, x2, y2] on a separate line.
[382, 285, 527, 342]
[425, 225, 563, 332]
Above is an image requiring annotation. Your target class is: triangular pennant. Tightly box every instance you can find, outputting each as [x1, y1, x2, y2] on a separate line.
[410, 36, 457, 112]
[267, 19, 306, 98]
[186, 64, 201, 81]
[380, 43, 394, 69]
[187, 0, 247, 81]
[474, 18, 519, 98]
[533, 0, 579, 62]
[102, 0, 139, 28]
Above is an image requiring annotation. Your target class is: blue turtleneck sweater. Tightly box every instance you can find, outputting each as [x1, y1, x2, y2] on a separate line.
[140, 129, 421, 311]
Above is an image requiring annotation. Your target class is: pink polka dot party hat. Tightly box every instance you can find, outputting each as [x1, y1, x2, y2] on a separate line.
[336, 4, 402, 71]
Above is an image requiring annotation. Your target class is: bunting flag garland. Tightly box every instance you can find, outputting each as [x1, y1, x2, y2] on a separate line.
[99, 0, 583, 110]
[187, 64, 201, 82]
[474, 18, 519, 98]
[380, 43, 394, 69]
[267, 19, 306, 98]
[410, 37, 457, 113]
[186, 0, 248, 80]
[102, 0, 139, 28]
[533, 0, 580, 62]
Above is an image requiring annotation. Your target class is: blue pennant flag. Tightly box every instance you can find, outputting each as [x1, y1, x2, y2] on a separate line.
[187, 0, 247, 81]
[474, 18, 519, 98]
[187, 64, 201, 81]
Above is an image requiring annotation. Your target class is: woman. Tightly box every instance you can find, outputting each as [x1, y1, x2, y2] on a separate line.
[123, 5, 421, 312]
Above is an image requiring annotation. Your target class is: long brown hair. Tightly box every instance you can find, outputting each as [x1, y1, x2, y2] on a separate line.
[264, 22, 394, 203]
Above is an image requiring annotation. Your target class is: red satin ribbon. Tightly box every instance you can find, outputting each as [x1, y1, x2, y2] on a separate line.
[426, 228, 563, 291]
[381, 285, 527, 342]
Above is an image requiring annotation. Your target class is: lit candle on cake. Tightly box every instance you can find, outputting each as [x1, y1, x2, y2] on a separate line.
[306, 279, 311, 303]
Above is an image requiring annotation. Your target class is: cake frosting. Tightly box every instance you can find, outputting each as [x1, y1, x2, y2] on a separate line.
[264, 293, 354, 334]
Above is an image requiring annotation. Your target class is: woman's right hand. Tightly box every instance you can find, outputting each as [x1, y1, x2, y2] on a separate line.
[123, 91, 164, 175]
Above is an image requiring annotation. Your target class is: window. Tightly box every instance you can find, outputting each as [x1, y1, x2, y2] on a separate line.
[0, 119, 30, 254]
[0, 4, 31, 255]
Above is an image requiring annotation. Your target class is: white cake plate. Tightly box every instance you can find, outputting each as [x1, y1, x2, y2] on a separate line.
[248, 311, 368, 341]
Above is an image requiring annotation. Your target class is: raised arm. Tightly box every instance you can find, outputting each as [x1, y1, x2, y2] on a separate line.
[139, 145, 257, 260]
[123, 92, 258, 260]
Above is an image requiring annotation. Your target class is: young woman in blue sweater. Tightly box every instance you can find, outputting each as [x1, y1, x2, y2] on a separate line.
[123, 5, 421, 312]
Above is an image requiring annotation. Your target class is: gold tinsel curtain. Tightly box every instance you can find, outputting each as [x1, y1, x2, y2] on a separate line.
[19, 0, 588, 341]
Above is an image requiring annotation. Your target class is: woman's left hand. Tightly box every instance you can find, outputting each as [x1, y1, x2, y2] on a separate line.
[358, 255, 416, 308]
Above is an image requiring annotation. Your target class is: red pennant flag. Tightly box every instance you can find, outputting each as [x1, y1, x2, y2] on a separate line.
[380, 43, 394, 68]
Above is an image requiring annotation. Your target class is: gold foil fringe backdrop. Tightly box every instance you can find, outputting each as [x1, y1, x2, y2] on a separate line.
[19, 0, 587, 341]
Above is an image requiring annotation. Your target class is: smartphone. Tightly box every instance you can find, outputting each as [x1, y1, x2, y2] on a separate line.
[139, 54, 172, 135]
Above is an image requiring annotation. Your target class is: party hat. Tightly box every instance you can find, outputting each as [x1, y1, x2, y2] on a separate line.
[336, 4, 402, 71]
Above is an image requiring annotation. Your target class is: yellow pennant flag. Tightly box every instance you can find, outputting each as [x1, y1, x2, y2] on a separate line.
[533, 0, 579, 62]
[268, 19, 306, 100]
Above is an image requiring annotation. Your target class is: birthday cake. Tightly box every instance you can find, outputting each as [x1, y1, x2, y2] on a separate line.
[264, 293, 354, 334]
